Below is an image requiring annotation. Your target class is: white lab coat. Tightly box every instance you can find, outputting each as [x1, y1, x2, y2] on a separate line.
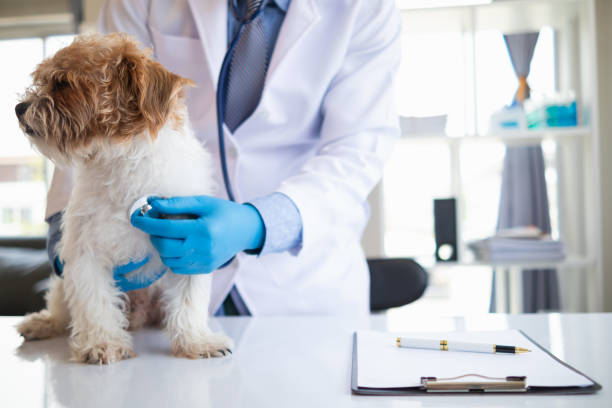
[47, 0, 401, 315]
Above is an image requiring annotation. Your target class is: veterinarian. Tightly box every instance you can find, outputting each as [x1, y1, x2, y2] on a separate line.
[45, 0, 401, 316]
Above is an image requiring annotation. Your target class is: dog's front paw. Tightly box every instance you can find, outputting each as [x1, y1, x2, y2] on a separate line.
[74, 343, 136, 365]
[17, 310, 66, 341]
[172, 332, 234, 359]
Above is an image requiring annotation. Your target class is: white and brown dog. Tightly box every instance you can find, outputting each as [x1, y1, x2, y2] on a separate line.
[15, 33, 232, 364]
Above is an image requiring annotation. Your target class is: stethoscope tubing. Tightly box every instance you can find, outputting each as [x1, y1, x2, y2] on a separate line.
[216, 2, 267, 202]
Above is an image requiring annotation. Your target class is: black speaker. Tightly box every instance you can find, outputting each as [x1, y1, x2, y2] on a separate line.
[434, 198, 458, 262]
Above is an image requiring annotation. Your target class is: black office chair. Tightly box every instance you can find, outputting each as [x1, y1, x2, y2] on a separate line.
[368, 258, 428, 312]
[0, 243, 49, 316]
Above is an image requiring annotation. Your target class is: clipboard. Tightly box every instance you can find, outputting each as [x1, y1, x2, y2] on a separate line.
[351, 330, 601, 395]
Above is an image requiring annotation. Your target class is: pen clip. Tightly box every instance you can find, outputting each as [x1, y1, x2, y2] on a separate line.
[421, 374, 527, 392]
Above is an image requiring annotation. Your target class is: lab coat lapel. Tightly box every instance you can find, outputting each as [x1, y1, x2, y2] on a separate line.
[186, 0, 227, 90]
[266, 0, 320, 84]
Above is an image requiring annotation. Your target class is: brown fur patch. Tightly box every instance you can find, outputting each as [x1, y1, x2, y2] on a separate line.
[127, 286, 163, 330]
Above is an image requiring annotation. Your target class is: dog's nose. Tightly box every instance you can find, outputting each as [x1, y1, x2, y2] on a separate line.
[15, 102, 30, 118]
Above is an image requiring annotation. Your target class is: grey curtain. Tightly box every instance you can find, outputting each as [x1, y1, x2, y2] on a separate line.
[491, 32, 560, 313]
[504, 32, 539, 103]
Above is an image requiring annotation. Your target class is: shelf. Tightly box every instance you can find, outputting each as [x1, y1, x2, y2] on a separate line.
[398, 0, 583, 35]
[400, 126, 591, 145]
[418, 255, 594, 270]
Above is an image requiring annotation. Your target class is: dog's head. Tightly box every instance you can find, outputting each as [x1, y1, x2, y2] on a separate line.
[15, 33, 193, 164]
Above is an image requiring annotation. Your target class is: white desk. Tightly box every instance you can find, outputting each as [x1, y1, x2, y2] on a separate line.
[0, 313, 609, 407]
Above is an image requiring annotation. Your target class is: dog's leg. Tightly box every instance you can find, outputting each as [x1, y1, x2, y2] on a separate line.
[17, 276, 70, 340]
[161, 273, 233, 358]
[63, 256, 135, 364]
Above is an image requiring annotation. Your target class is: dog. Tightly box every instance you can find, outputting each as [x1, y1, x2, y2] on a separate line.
[14, 33, 232, 364]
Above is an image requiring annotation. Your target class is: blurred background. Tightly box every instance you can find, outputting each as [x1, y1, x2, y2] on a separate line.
[1, 0, 612, 318]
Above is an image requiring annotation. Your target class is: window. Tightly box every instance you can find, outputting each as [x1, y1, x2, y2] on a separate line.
[384, 140, 451, 258]
[394, 31, 467, 136]
[2, 208, 14, 224]
[0, 35, 74, 236]
[20, 207, 32, 224]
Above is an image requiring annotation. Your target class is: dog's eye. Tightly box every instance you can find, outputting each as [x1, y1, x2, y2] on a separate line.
[54, 80, 70, 91]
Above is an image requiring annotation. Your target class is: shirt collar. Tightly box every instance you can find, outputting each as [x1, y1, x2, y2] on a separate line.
[273, 0, 290, 12]
[231, 0, 290, 13]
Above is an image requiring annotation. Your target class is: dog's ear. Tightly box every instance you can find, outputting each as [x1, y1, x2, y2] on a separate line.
[100, 37, 194, 141]
[136, 60, 194, 137]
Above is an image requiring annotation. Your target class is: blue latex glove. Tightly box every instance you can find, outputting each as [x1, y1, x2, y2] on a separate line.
[113, 257, 167, 292]
[130, 195, 265, 275]
[54, 255, 165, 292]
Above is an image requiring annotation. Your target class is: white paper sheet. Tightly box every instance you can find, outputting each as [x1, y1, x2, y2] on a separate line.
[357, 330, 593, 389]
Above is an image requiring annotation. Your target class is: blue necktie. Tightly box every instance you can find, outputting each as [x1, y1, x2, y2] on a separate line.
[223, 0, 269, 132]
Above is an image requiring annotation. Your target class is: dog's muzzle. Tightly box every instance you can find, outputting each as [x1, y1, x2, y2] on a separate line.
[15, 101, 30, 118]
[15, 101, 36, 136]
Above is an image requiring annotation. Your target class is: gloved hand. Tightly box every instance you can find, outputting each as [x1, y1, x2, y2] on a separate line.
[54, 255, 166, 292]
[112, 256, 167, 292]
[130, 195, 265, 275]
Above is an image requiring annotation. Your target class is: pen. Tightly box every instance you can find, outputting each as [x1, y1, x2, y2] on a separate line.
[396, 337, 531, 354]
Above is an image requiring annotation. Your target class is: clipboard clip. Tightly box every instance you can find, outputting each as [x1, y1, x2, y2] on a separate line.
[421, 374, 527, 393]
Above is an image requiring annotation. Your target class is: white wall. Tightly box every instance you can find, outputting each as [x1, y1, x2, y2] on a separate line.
[596, 0, 612, 312]
[361, 183, 386, 259]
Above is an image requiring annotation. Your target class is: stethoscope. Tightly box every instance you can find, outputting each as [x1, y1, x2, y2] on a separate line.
[216, 0, 267, 202]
